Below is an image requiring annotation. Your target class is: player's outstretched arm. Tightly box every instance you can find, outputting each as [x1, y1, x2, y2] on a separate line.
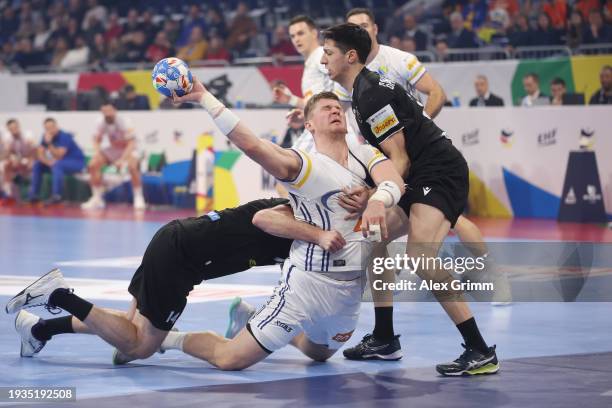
[253, 204, 346, 253]
[173, 78, 301, 181]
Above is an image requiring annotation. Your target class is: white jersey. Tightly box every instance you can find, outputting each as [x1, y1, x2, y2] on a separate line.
[95, 116, 134, 149]
[1, 131, 35, 160]
[334, 44, 426, 102]
[281, 142, 387, 272]
[301, 46, 333, 100]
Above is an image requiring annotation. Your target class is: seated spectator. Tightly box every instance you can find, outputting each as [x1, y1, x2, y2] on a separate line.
[146, 31, 173, 63]
[30, 118, 85, 205]
[400, 37, 417, 53]
[205, 35, 231, 62]
[606, 0, 612, 24]
[226, 2, 258, 57]
[469, 74, 505, 106]
[122, 8, 141, 36]
[489, 0, 520, 18]
[60, 35, 89, 69]
[50, 37, 70, 68]
[1, 119, 35, 204]
[115, 85, 150, 110]
[177, 26, 208, 63]
[575, 0, 601, 21]
[448, 12, 479, 48]
[205, 8, 227, 39]
[402, 14, 428, 51]
[567, 10, 586, 49]
[268, 25, 299, 57]
[88, 32, 107, 67]
[508, 14, 534, 47]
[549, 77, 584, 105]
[32, 19, 51, 51]
[388, 35, 401, 50]
[434, 37, 450, 61]
[589, 65, 612, 105]
[12, 37, 47, 70]
[161, 19, 179, 45]
[542, 0, 567, 30]
[81, 103, 145, 210]
[521, 72, 549, 106]
[531, 13, 562, 46]
[140, 10, 158, 44]
[104, 12, 122, 42]
[117, 30, 147, 63]
[82, 0, 107, 31]
[583, 9, 612, 44]
[462, 0, 488, 30]
[177, 4, 207, 47]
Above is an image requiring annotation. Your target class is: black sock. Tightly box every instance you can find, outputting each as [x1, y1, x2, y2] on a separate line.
[372, 306, 394, 341]
[31, 316, 74, 342]
[49, 288, 93, 321]
[456, 317, 488, 353]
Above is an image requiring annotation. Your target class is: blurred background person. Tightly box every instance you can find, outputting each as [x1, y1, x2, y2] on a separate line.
[469, 74, 505, 106]
[1, 119, 35, 205]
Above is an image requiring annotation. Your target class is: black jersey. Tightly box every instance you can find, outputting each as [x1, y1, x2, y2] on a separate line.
[177, 198, 293, 277]
[352, 67, 447, 165]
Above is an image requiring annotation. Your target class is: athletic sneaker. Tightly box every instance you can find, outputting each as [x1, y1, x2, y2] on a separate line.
[112, 327, 179, 365]
[225, 297, 256, 339]
[5, 268, 69, 315]
[343, 333, 403, 361]
[15, 310, 46, 357]
[133, 194, 146, 211]
[436, 344, 500, 376]
[81, 195, 105, 210]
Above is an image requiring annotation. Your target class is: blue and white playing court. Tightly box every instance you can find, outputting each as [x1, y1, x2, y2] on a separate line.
[1, 211, 611, 407]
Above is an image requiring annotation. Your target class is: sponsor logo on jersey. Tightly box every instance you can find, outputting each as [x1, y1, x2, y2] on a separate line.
[332, 330, 354, 343]
[333, 260, 346, 267]
[367, 104, 399, 138]
[275, 320, 293, 333]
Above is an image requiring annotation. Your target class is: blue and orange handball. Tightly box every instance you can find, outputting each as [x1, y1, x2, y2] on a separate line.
[152, 57, 193, 98]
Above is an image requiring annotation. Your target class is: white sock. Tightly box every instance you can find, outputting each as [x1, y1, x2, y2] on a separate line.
[92, 186, 105, 198]
[2, 182, 12, 197]
[161, 331, 187, 351]
[133, 186, 143, 198]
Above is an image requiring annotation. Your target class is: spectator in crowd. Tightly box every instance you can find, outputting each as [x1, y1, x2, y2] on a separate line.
[146, 31, 173, 63]
[549, 77, 584, 105]
[30, 117, 85, 205]
[583, 9, 612, 44]
[50, 37, 69, 68]
[32, 19, 51, 51]
[177, 26, 208, 63]
[205, 8, 227, 39]
[400, 36, 418, 53]
[226, 2, 258, 57]
[1, 119, 35, 205]
[388, 35, 401, 49]
[448, 12, 479, 48]
[575, 0, 601, 21]
[589, 65, 612, 104]
[469, 74, 505, 106]
[542, 0, 568, 30]
[177, 4, 207, 47]
[509, 13, 534, 47]
[489, 0, 520, 18]
[88, 32, 107, 67]
[521, 72, 549, 106]
[82, 0, 107, 31]
[606, 0, 612, 24]
[434, 36, 450, 61]
[60, 35, 89, 69]
[268, 25, 299, 57]
[531, 12, 562, 45]
[81, 103, 145, 210]
[402, 14, 428, 51]
[0, 7, 19, 43]
[566, 10, 586, 48]
[117, 30, 147, 63]
[115, 84, 150, 110]
[68, 0, 86, 23]
[140, 10, 158, 44]
[122, 8, 141, 36]
[12, 37, 46, 70]
[161, 18, 179, 45]
[103, 12, 122, 42]
[205, 34, 231, 62]
[462, 0, 488, 30]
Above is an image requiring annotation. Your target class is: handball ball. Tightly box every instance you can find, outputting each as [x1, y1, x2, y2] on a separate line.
[152, 57, 193, 98]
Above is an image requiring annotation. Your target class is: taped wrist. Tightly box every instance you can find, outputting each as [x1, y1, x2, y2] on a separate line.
[369, 181, 402, 208]
[199, 92, 240, 134]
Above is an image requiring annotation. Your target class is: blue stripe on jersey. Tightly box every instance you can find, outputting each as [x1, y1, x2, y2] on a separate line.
[301, 204, 314, 271]
[258, 265, 294, 329]
[315, 204, 327, 271]
[324, 209, 331, 271]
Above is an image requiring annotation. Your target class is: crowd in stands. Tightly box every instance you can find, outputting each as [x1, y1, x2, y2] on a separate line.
[0, 0, 611, 72]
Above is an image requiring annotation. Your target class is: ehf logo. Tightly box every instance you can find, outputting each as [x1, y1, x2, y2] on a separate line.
[564, 187, 576, 205]
[461, 129, 479, 146]
[579, 128, 594, 150]
[537, 128, 557, 147]
[582, 185, 602, 204]
[500, 129, 514, 147]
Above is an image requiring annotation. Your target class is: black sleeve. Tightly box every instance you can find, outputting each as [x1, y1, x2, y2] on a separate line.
[361, 82, 406, 145]
[469, 98, 477, 107]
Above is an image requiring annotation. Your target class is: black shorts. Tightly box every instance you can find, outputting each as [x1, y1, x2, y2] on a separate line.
[128, 220, 202, 331]
[398, 138, 468, 228]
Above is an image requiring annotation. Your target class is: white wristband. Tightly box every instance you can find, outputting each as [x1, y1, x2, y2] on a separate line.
[199, 92, 240, 135]
[369, 180, 402, 208]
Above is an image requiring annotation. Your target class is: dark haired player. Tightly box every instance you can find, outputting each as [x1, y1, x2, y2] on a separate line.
[321, 23, 499, 376]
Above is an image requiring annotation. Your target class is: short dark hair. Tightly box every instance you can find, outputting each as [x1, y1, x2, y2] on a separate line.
[346, 7, 376, 24]
[6, 118, 17, 126]
[304, 91, 340, 120]
[524, 72, 539, 83]
[551, 77, 566, 87]
[288, 15, 317, 30]
[322, 23, 371, 64]
[43, 117, 56, 124]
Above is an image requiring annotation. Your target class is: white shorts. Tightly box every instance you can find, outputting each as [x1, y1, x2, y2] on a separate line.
[102, 146, 138, 164]
[248, 263, 364, 352]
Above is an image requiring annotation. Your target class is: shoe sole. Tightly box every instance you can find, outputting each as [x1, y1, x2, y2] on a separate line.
[225, 297, 243, 339]
[5, 268, 62, 314]
[345, 350, 403, 361]
[436, 362, 500, 376]
[15, 311, 43, 358]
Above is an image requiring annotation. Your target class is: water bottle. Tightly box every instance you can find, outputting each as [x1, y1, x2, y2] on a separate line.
[452, 92, 460, 107]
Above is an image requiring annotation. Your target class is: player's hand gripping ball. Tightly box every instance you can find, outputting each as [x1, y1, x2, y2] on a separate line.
[152, 57, 193, 98]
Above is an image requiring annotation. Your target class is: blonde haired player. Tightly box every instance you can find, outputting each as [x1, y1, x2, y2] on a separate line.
[81, 102, 145, 210]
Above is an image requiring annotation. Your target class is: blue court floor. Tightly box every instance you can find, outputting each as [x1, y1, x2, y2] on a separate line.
[0, 214, 611, 407]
